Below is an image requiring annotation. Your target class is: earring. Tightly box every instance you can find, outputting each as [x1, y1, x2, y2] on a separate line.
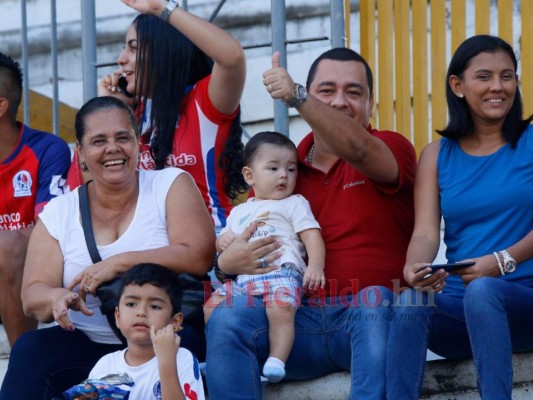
[457, 93, 464, 98]
[80, 161, 88, 172]
[174, 326, 184, 333]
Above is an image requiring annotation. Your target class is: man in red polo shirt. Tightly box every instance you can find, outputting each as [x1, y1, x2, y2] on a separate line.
[205, 48, 416, 399]
[0, 53, 71, 346]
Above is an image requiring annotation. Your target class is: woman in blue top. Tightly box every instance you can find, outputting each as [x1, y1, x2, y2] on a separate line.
[386, 35, 533, 399]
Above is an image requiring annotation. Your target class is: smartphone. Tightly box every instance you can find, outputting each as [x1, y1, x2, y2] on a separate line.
[418, 261, 476, 274]
[118, 75, 134, 99]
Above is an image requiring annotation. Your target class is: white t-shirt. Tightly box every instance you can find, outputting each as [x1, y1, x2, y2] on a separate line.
[39, 168, 185, 344]
[89, 347, 205, 400]
[221, 194, 320, 274]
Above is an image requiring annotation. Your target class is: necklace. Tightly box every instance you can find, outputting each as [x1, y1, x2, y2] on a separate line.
[307, 144, 315, 164]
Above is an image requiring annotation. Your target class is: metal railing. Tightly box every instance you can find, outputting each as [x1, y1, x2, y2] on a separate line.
[21, 0, 531, 155]
[18, 0, 348, 137]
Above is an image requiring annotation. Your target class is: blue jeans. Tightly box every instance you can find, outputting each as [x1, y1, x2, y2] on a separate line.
[205, 286, 394, 400]
[386, 277, 533, 400]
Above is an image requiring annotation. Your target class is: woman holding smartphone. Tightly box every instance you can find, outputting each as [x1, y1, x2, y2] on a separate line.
[70, 0, 247, 234]
[386, 35, 533, 399]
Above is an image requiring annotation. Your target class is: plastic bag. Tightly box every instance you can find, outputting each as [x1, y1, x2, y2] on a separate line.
[63, 373, 134, 400]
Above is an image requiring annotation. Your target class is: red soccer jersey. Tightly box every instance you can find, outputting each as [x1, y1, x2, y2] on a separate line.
[138, 75, 237, 229]
[0, 124, 71, 230]
[66, 75, 238, 229]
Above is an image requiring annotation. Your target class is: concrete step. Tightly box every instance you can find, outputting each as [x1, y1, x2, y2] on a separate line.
[263, 352, 533, 399]
[2, 321, 532, 398]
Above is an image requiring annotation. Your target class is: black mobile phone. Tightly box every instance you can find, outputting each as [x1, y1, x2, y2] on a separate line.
[118, 75, 134, 99]
[418, 261, 476, 274]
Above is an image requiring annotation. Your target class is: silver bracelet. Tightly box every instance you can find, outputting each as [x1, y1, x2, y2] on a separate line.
[493, 251, 505, 276]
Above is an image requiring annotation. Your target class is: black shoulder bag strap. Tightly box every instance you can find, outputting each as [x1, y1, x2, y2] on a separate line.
[79, 182, 101, 264]
[78, 182, 126, 345]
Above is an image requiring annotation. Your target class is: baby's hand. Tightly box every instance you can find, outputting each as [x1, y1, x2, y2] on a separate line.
[217, 231, 238, 251]
[303, 265, 326, 290]
[151, 324, 181, 363]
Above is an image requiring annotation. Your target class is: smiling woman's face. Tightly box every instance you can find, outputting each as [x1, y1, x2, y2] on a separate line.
[78, 107, 139, 186]
[450, 49, 518, 127]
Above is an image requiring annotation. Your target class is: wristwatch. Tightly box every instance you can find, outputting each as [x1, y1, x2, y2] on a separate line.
[284, 83, 308, 108]
[159, 0, 179, 21]
[212, 254, 237, 282]
[499, 250, 517, 274]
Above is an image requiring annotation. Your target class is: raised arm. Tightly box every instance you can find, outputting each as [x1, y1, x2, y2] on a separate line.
[121, 0, 246, 114]
[151, 325, 186, 400]
[263, 52, 398, 183]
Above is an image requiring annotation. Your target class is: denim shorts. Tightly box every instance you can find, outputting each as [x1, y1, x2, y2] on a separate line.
[213, 264, 303, 307]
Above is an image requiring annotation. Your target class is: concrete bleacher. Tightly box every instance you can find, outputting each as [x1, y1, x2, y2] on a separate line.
[1, 322, 532, 399]
[262, 354, 533, 399]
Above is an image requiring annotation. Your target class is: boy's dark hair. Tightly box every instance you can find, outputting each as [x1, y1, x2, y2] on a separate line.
[243, 131, 297, 166]
[438, 34, 533, 147]
[0, 52, 23, 119]
[118, 263, 183, 315]
[306, 47, 373, 96]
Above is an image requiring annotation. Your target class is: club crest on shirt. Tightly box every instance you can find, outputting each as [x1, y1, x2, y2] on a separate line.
[12, 170, 32, 197]
[153, 381, 162, 399]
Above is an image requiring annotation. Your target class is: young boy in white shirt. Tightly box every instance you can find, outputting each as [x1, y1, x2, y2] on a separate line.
[89, 263, 204, 400]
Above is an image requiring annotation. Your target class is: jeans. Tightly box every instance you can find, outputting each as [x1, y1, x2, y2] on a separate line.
[205, 286, 394, 400]
[0, 326, 123, 400]
[386, 277, 533, 400]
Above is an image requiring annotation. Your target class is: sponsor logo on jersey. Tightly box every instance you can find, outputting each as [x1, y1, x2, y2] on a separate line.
[0, 212, 33, 231]
[13, 170, 32, 197]
[138, 150, 197, 169]
[343, 179, 365, 190]
[166, 153, 197, 167]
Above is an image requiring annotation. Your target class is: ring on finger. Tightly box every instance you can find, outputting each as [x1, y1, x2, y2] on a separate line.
[259, 256, 266, 268]
[84, 284, 91, 292]
[268, 83, 273, 92]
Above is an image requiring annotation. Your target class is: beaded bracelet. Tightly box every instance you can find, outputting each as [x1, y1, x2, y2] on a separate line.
[493, 251, 505, 276]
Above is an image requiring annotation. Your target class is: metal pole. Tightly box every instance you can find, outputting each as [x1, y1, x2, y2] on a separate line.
[21, 0, 30, 124]
[209, 0, 227, 22]
[182, 0, 188, 11]
[50, 0, 59, 135]
[81, 0, 98, 102]
[271, 0, 289, 136]
[330, 0, 347, 48]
